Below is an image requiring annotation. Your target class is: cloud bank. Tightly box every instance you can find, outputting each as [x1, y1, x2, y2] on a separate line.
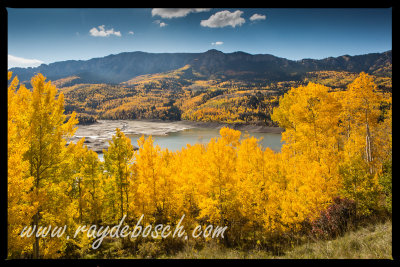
[211, 41, 224, 46]
[8, 55, 44, 69]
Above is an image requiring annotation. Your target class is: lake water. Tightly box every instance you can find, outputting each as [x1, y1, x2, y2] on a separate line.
[72, 120, 283, 161]
[127, 127, 282, 151]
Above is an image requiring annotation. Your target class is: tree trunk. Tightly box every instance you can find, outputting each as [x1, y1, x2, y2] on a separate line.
[33, 213, 40, 259]
[365, 110, 373, 174]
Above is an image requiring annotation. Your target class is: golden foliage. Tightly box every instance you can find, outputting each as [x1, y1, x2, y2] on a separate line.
[8, 72, 391, 258]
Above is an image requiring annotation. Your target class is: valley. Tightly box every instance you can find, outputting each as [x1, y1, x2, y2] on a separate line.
[10, 50, 392, 127]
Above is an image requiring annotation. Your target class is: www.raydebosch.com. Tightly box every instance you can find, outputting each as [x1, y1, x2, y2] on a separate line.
[19, 214, 228, 249]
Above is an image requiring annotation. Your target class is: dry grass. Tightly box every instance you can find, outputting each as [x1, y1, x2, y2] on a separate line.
[84, 220, 392, 259]
[279, 220, 392, 259]
[163, 220, 392, 259]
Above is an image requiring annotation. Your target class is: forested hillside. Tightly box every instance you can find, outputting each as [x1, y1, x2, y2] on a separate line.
[8, 71, 392, 259]
[58, 69, 391, 125]
[9, 50, 391, 126]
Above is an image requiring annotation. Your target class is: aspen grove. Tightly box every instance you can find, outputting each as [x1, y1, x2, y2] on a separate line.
[7, 72, 392, 258]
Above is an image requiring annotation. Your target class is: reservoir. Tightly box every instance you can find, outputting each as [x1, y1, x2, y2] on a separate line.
[71, 120, 283, 160]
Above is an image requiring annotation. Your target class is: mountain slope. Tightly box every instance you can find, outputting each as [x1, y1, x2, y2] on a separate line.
[9, 50, 392, 86]
[10, 52, 200, 84]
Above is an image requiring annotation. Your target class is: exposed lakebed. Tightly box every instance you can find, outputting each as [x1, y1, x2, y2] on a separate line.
[70, 120, 283, 160]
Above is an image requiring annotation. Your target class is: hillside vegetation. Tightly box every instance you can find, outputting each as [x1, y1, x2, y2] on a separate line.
[8, 71, 392, 259]
[161, 220, 392, 259]
[10, 50, 392, 125]
[58, 69, 391, 126]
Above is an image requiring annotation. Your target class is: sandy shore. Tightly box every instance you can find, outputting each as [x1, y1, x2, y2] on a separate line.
[71, 120, 194, 153]
[115, 119, 284, 133]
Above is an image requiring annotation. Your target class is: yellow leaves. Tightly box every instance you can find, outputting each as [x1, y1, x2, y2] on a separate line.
[8, 71, 392, 257]
[131, 135, 181, 223]
[63, 111, 79, 138]
[103, 128, 134, 222]
[8, 72, 88, 258]
[219, 127, 241, 147]
[8, 72, 36, 257]
[272, 72, 391, 220]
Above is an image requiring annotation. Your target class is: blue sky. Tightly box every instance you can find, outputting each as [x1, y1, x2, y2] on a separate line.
[7, 8, 392, 68]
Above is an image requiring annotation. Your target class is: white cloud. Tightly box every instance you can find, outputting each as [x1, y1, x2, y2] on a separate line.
[211, 41, 224, 46]
[201, 10, 245, 28]
[128, 31, 134, 35]
[8, 55, 44, 69]
[152, 8, 211, 18]
[154, 20, 168, 27]
[250, 13, 266, 21]
[89, 25, 122, 37]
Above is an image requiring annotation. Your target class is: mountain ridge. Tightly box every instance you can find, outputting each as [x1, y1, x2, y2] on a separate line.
[9, 49, 392, 85]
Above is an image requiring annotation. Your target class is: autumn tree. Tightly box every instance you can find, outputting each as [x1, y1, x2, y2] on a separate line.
[131, 136, 168, 224]
[17, 73, 79, 258]
[337, 72, 390, 216]
[103, 128, 133, 223]
[7, 72, 36, 258]
[271, 82, 343, 202]
[197, 127, 241, 245]
[7, 71, 391, 258]
[81, 149, 104, 224]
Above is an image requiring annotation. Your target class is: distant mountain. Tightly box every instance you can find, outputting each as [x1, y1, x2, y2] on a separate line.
[9, 50, 392, 85]
[10, 52, 200, 85]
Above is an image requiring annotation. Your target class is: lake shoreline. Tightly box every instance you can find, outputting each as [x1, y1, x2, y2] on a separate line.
[73, 119, 283, 154]
[176, 120, 284, 134]
[80, 119, 284, 134]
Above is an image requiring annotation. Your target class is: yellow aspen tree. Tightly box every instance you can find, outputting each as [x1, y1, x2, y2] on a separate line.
[23, 73, 79, 258]
[81, 149, 104, 225]
[198, 127, 241, 245]
[103, 128, 134, 223]
[155, 149, 178, 224]
[170, 143, 206, 233]
[338, 72, 386, 216]
[272, 83, 342, 188]
[260, 149, 287, 234]
[271, 82, 346, 232]
[131, 135, 165, 224]
[376, 94, 392, 212]
[235, 136, 267, 243]
[340, 72, 382, 168]
[7, 72, 36, 258]
[65, 138, 87, 224]
[272, 83, 341, 163]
